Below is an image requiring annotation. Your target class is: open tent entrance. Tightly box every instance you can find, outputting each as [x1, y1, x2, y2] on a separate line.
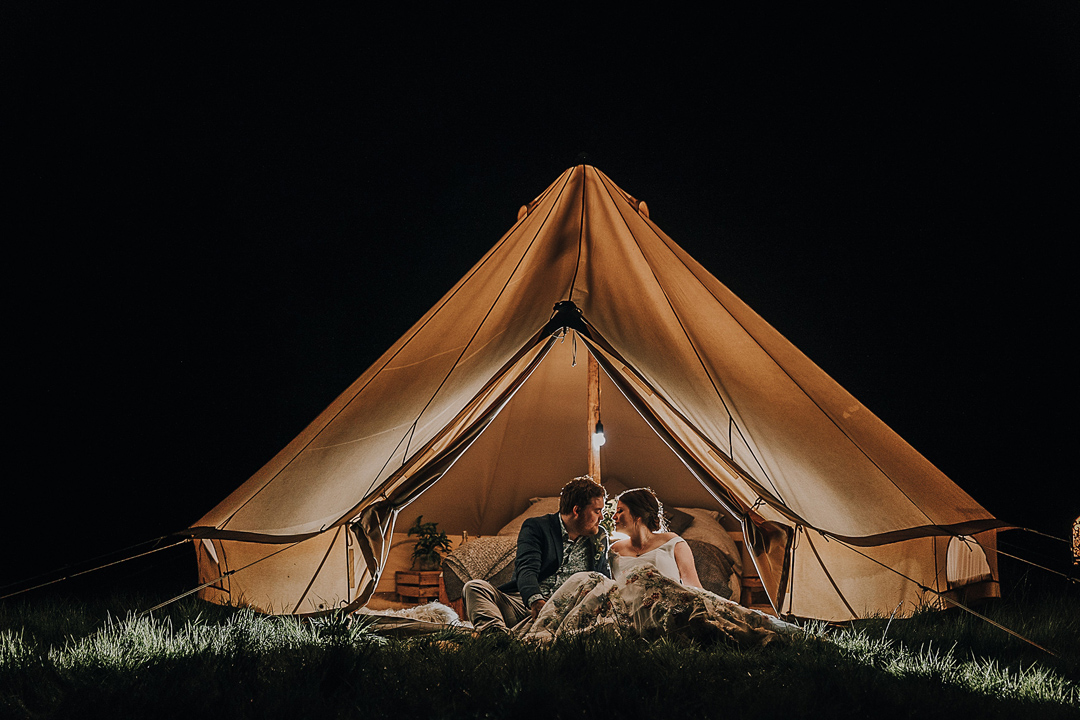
[403, 330, 722, 537]
[395, 328, 1002, 621]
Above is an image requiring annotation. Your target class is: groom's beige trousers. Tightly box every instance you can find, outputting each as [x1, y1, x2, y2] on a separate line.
[462, 579, 532, 634]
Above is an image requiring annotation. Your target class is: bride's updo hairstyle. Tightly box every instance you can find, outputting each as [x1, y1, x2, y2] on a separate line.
[617, 488, 666, 532]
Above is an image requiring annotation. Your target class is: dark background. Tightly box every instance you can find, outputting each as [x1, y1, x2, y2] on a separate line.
[4, 5, 1077, 595]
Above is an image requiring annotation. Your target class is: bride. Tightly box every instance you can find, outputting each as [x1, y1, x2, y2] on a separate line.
[518, 488, 797, 645]
[609, 487, 703, 590]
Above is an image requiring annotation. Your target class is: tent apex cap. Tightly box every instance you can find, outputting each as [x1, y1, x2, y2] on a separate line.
[543, 300, 588, 336]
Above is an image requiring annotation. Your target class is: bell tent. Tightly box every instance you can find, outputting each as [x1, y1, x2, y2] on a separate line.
[191, 165, 1004, 621]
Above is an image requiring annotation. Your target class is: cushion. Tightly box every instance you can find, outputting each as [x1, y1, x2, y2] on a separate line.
[441, 536, 517, 601]
[684, 539, 735, 600]
[677, 507, 742, 574]
[496, 496, 561, 537]
[676, 506, 721, 525]
[663, 506, 694, 535]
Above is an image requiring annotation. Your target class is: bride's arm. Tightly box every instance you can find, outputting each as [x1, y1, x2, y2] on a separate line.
[674, 540, 703, 589]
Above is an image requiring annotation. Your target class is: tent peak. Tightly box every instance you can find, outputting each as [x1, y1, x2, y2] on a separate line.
[542, 300, 589, 338]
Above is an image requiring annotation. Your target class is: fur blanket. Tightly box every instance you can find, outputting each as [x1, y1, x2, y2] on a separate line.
[358, 601, 463, 625]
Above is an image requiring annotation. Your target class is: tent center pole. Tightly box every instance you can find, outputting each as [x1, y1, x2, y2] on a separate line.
[588, 351, 602, 483]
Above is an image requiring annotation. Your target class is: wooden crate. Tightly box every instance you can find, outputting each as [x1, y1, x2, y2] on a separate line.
[730, 531, 775, 615]
[740, 576, 775, 614]
[395, 570, 443, 602]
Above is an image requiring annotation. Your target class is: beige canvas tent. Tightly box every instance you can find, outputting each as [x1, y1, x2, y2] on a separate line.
[190, 165, 1005, 620]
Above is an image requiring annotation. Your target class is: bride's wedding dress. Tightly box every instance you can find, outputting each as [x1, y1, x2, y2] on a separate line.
[518, 535, 798, 645]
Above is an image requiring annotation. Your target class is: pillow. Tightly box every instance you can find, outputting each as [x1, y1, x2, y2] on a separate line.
[496, 496, 561, 537]
[663, 506, 694, 535]
[441, 536, 517, 601]
[677, 507, 742, 574]
[684, 539, 735, 600]
[676, 506, 722, 525]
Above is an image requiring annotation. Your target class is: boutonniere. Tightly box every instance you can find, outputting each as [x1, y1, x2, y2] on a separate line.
[591, 531, 609, 563]
[593, 496, 616, 562]
[600, 497, 617, 538]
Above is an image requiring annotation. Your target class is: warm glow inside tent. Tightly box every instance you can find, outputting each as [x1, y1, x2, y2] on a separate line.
[191, 165, 1004, 620]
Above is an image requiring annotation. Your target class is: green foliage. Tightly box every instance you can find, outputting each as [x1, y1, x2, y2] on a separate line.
[600, 496, 617, 539]
[407, 515, 452, 570]
[0, 580, 1077, 719]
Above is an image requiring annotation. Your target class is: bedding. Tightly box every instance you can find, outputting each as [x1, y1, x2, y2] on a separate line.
[356, 602, 474, 638]
[517, 564, 797, 645]
[495, 496, 561, 537]
[358, 601, 463, 625]
[441, 500, 743, 603]
[676, 506, 743, 602]
[441, 535, 516, 602]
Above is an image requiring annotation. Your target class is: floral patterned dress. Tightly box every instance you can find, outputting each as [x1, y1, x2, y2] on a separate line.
[519, 536, 796, 645]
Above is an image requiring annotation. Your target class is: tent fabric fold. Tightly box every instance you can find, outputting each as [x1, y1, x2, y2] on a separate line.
[192, 165, 1002, 619]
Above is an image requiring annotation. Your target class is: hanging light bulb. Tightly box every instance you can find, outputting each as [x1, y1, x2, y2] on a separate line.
[592, 421, 606, 449]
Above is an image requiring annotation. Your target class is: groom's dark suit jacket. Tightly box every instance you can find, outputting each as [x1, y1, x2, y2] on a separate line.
[498, 512, 612, 603]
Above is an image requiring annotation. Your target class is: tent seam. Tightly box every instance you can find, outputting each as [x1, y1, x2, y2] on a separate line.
[290, 526, 342, 614]
[363, 168, 578, 499]
[593, 171, 788, 503]
[221, 169, 575, 530]
[803, 531, 859, 620]
[566, 165, 587, 301]
[637, 189, 936, 527]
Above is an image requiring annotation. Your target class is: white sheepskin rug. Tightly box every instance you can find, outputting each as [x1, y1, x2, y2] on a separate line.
[358, 601, 462, 625]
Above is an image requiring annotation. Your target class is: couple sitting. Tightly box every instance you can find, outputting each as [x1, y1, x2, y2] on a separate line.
[464, 476, 796, 645]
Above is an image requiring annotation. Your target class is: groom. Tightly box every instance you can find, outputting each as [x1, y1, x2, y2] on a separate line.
[463, 475, 611, 635]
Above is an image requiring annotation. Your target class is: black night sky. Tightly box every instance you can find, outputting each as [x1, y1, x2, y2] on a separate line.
[5, 5, 1077, 592]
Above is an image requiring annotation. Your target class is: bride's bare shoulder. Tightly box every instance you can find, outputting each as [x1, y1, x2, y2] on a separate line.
[609, 538, 630, 554]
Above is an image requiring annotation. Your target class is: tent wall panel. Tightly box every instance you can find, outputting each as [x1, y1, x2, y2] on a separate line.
[196, 529, 356, 614]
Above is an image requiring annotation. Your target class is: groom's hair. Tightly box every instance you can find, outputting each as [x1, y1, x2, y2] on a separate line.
[559, 475, 606, 515]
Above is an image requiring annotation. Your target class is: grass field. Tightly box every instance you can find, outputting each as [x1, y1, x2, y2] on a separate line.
[1, 559, 1077, 719]
[0, 533, 1075, 716]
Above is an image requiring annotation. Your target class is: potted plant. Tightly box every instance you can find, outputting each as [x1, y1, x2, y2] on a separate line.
[407, 515, 452, 570]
